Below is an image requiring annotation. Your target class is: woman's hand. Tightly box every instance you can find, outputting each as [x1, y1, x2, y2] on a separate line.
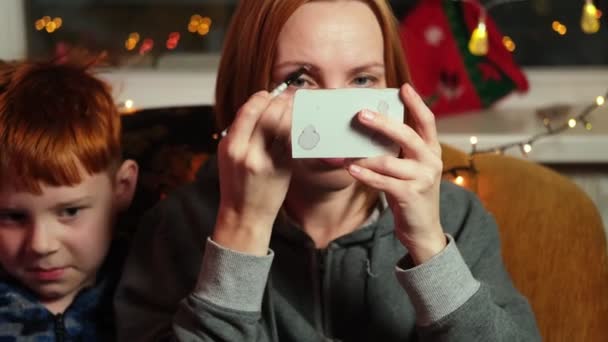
[212, 91, 293, 256]
[347, 84, 446, 265]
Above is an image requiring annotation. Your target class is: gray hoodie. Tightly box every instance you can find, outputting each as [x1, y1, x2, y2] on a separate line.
[114, 157, 540, 341]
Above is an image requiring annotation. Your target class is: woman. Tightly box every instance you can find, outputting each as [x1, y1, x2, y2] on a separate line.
[114, 1, 540, 340]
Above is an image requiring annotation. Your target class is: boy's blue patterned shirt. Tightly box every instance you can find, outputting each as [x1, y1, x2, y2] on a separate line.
[0, 274, 114, 341]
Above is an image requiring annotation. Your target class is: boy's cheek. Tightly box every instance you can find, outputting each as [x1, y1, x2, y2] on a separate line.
[0, 230, 28, 268]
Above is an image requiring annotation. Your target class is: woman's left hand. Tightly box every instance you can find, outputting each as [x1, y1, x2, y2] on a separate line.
[347, 83, 446, 265]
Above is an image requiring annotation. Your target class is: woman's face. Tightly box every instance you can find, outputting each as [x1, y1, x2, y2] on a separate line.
[273, 0, 387, 192]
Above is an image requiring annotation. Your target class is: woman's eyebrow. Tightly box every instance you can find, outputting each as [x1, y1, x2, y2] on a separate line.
[349, 63, 385, 74]
[274, 61, 385, 74]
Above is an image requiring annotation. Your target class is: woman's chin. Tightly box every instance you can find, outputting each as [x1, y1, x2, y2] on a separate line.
[291, 160, 357, 192]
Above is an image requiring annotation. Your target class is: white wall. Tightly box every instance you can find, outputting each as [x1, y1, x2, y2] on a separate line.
[0, 0, 26, 60]
[96, 67, 608, 111]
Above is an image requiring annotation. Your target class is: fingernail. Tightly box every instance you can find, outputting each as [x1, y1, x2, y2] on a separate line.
[361, 110, 375, 121]
[405, 83, 415, 96]
[349, 164, 362, 174]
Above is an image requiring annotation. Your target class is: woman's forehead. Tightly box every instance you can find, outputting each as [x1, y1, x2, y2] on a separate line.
[276, 1, 384, 66]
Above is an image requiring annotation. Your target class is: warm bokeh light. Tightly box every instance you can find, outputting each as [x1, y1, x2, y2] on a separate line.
[552, 21, 567, 35]
[468, 21, 488, 56]
[125, 33, 140, 51]
[198, 24, 210, 36]
[188, 14, 212, 36]
[454, 176, 465, 186]
[45, 21, 57, 33]
[584, 121, 593, 131]
[129, 32, 140, 42]
[139, 38, 154, 55]
[35, 19, 45, 31]
[200, 17, 212, 26]
[52, 17, 63, 29]
[596, 96, 605, 106]
[568, 119, 577, 128]
[125, 99, 134, 109]
[502, 36, 516, 52]
[166, 32, 180, 50]
[523, 143, 532, 154]
[581, 1, 600, 34]
[470, 136, 478, 145]
[37, 16, 62, 33]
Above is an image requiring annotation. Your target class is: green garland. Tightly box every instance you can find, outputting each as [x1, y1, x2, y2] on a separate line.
[442, 0, 517, 107]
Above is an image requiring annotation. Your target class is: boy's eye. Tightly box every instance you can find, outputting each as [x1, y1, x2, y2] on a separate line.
[59, 207, 84, 219]
[0, 211, 28, 225]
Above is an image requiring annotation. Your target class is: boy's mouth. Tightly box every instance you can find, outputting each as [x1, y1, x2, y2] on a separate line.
[27, 267, 67, 281]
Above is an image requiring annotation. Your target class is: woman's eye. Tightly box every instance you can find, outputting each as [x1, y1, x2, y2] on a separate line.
[290, 77, 310, 88]
[352, 76, 376, 87]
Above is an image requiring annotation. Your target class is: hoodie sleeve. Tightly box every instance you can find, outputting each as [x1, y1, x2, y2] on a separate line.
[113, 189, 275, 342]
[394, 185, 541, 341]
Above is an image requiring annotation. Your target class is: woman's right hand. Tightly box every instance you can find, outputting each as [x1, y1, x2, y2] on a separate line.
[212, 91, 293, 256]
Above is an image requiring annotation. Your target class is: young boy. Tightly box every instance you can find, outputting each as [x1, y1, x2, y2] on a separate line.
[0, 59, 138, 340]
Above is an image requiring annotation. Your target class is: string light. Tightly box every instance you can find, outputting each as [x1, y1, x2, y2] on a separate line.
[470, 135, 478, 153]
[443, 90, 608, 177]
[502, 36, 516, 52]
[166, 32, 180, 50]
[35, 19, 45, 31]
[125, 32, 140, 51]
[139, 38, 154, 55]
[581, 0, 601, 34]
[469, 20, 489, 56]
[452, 0, 526, 56]
[454, 175, 465, 185]
[188, 14, 212, 36]
[552, 21, 568, 35]
[35, 16, 62, 33]
[118, 99, 136, 115]
[582, 119, 593, 131]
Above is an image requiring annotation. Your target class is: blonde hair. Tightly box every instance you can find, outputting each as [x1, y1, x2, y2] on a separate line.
[214, 0, 410, 130]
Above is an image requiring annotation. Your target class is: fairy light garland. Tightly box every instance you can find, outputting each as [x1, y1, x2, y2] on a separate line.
[581, 0, 601, 34]
[443, 90, 608, 186]
[453, 0, 527, 56]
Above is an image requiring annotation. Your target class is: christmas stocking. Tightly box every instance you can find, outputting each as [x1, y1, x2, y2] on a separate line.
[399, 0, 529, 117]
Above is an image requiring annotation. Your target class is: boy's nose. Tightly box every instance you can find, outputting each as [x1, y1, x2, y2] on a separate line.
[27, 222, 60, 256]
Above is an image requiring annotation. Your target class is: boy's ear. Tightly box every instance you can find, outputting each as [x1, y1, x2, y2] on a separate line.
[113, 159, 139, 212]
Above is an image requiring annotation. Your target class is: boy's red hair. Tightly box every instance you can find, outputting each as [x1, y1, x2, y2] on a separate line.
[0, 59, 121, 193]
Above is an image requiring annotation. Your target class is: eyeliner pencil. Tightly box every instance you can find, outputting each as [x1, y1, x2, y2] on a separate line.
[220, 66, 308, 137]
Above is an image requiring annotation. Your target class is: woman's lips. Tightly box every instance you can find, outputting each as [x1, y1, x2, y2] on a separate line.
[27, 267, 66, 281]
[318, 158, 347, 168]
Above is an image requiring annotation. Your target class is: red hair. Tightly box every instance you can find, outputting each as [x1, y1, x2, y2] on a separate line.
[0, 59, 121, 193]
[214, 0, 411, 130]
